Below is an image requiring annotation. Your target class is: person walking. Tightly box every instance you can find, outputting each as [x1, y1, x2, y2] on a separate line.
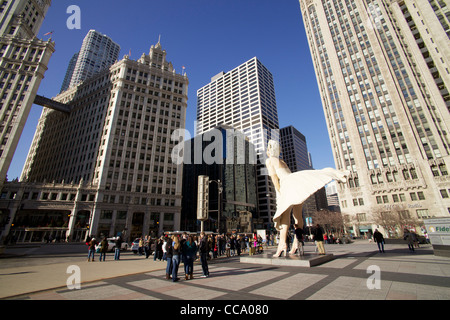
[313, 224, 326, 255]
[99, 237, 108, 261]
[404, 229, 416, 253]
[373, 229, 385, 253]
[114, 236, 122, 260]
[87, 237, 97, 262]
[199, 232, 210, 278]
[182, 235, 197, 280]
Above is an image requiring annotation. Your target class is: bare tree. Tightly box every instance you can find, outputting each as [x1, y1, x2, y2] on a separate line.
[311, 209, 346, 238]
[371, 207, 421, 238]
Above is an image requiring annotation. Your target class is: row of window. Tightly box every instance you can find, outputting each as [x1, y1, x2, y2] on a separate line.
[376, 191, 426, 204]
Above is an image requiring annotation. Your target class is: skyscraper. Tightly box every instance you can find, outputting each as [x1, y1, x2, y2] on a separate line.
[280, 125, 312, 172]
[280, 125, 327, 218]
[0, 0, 54, 188]
[196, 57, 279, 228]
[60, 52, 78, 93]
[299, 0, 450, 236]
[68, 29, 120, 89]
[15, 40, 188, 241]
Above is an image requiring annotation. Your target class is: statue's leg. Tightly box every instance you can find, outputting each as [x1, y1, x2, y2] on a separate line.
[274, 212, 290, 257]
[292, 204, 303, 228]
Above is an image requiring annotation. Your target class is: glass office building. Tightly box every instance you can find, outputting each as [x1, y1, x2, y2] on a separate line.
[181, 126, 258, 233]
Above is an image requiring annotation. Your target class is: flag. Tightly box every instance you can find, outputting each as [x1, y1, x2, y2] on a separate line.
[44, 31, 53, 36]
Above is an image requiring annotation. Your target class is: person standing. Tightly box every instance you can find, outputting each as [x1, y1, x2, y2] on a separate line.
[87, 237, 97, 262]
[171, 235, 181, 282]
[138, 237, 144, 256]
[162, 237, 169, 261]
[114, 236, 122, 260]
[182, 235, 197, 280]
[165, 237, 173, 280]
[154, 237, 163, 261]
[99, 237, 108, 261]
[313, 224, 326, 255]
[199, 232, 210, 278]
[144, 236, 151, 258]
[373, 229, 385, 253]
[289, 224, 305, 256]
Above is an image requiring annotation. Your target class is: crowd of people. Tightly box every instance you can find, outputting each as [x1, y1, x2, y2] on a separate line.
[147, 231, 268, 281]
[84, 224, 425, 272]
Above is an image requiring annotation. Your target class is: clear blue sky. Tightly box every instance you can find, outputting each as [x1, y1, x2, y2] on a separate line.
[7, 0, 335, 180]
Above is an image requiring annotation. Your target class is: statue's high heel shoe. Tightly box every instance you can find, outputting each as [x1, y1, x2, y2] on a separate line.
[273, 246, 287, 257]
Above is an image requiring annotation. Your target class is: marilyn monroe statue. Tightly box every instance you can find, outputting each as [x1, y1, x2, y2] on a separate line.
[265, 140, 349, 257]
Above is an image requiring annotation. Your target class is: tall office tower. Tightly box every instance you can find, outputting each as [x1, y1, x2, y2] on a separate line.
[280, 125, 313, 172]
[280, 125, 327, 217]
[19, 41, 188, 240]
[68, 30, 120, 89]
[197, 57, 280, 229]
[60, 52, 78, 93]
[299, 0, 450, 236]
[0, 0, 54, 188]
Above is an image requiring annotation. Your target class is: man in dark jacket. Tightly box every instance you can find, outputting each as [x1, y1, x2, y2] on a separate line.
[373, 229, 385, 253]
[199, 232, 209, 277]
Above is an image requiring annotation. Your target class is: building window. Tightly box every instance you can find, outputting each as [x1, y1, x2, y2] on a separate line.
[416, 209, 431, 219]
[439, 164, 448, 176]
[100, 210, 113, 220]
[357, 213, 367, 222]
[440, 189, 449, 198]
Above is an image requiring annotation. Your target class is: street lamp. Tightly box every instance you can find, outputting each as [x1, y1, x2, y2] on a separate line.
[209, 179, 223, 234]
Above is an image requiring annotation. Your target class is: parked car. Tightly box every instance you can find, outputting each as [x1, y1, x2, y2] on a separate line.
[108, 237, 128, 252]
[95, 237, 128, 252]
[131, 238, 140, 254]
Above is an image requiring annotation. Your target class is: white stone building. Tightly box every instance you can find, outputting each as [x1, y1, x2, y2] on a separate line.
[299, 0, 450, 236]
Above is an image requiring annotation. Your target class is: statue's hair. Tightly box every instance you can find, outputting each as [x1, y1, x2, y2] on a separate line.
[267, 139, 280, 158]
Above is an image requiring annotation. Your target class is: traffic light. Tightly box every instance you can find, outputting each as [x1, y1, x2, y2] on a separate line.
[197, 175, 209, 221]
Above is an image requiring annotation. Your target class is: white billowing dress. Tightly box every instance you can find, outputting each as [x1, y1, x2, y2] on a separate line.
[272, 167, 349, 230]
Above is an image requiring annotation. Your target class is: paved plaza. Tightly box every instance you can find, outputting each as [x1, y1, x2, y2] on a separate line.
[1, 240, 450, 303]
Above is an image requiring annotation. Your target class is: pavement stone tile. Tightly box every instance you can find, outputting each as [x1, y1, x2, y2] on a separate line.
[2, 242, 450, 302]
[59, 284, 137, 300]
[250, 273, 327, 299]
